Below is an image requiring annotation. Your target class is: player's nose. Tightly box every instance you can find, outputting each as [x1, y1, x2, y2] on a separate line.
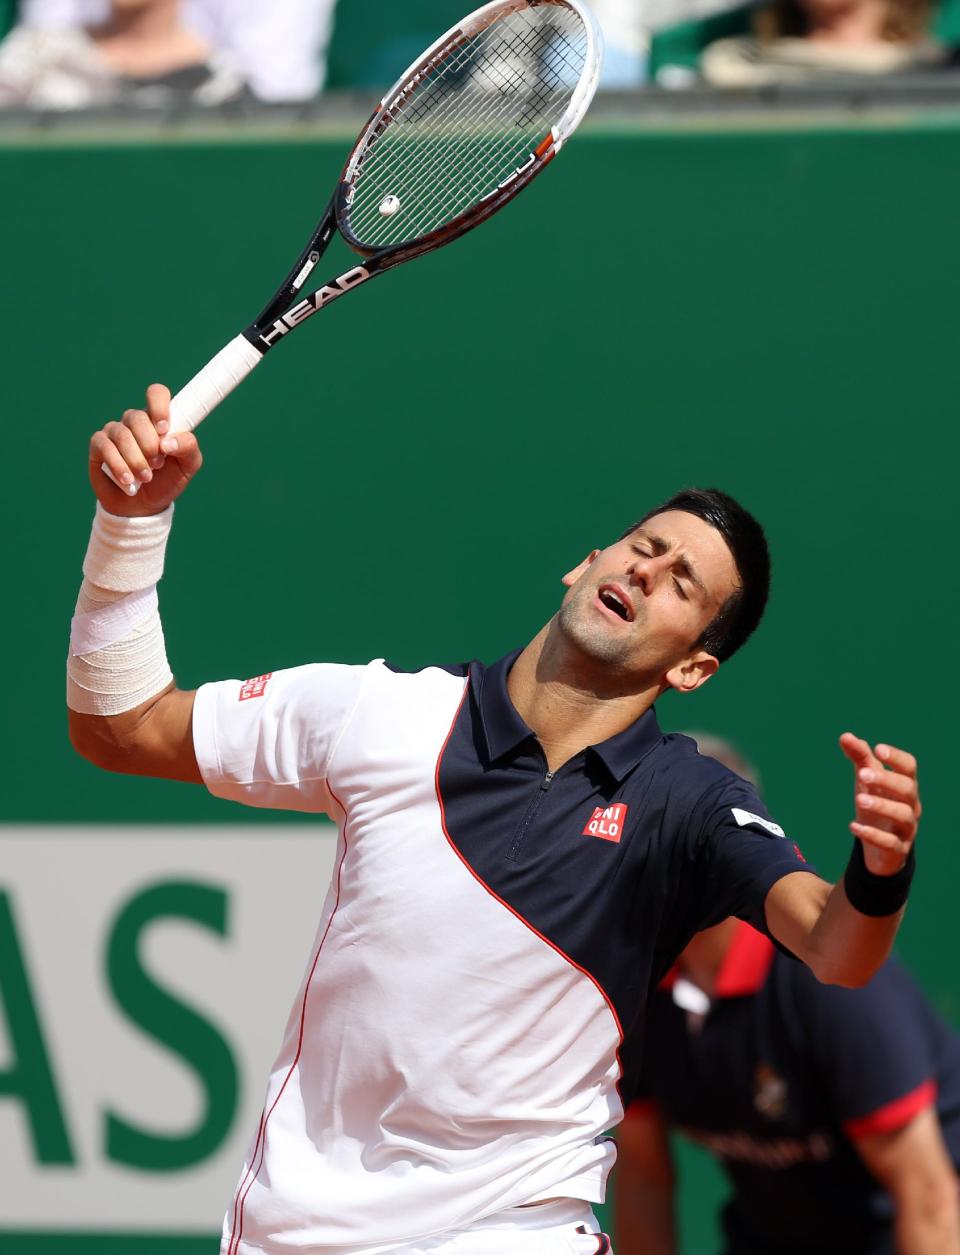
[627, 555, 664, 596]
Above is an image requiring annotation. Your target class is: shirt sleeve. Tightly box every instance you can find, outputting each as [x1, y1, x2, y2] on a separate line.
[693, 775, 820, 937]
[192, 662, 369, 813]
[795, 958, 938, 1139]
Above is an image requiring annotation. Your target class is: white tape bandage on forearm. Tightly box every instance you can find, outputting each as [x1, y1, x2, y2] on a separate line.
[71, 585, 159, 655]
[82, 503, 174, 591]
[67, 504, 175, 716]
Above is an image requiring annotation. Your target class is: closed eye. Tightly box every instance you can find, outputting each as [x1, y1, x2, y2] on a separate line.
[673, 578, 688, 600]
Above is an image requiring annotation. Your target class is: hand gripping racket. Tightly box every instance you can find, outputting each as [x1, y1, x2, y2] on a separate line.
[106, 0, 602, 491]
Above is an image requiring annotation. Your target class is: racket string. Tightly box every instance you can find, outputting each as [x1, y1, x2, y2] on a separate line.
[353, 13, 581, 234]
[346, 2, 587, 249]
[362, 34, 550, 198]
[355, 79, 566, 239]
[388, 17, 578, 177]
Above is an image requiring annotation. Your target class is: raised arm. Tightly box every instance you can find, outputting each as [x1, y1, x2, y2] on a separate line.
[67, 384, 202, 784]
[765, 735, 920, 987]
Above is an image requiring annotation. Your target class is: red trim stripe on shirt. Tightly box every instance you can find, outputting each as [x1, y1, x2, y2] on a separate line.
[844, 1078, 937, 1140]
[434, 681, 627, 1099]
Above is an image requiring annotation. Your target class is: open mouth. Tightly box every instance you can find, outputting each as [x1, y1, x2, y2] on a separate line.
[597, 585, 634, 622]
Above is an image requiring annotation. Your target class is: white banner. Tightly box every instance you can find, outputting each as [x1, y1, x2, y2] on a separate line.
[0, 825, 338, 1231]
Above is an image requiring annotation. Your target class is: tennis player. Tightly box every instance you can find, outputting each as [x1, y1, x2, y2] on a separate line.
[67, 388, 922, 1255]
[615, 737, 957, 1255]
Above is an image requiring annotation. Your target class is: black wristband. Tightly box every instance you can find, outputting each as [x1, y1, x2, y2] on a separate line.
[843, 839, 916, 917]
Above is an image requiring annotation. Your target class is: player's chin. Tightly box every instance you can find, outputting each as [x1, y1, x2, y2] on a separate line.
[557, 604, 632, 664]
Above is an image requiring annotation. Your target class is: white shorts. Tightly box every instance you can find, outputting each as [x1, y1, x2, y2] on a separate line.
[376, 1199, 612, 1255]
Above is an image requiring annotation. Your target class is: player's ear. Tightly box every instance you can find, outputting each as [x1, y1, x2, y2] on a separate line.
[562, 549, 601, 587]
[664, 650, 719, 695]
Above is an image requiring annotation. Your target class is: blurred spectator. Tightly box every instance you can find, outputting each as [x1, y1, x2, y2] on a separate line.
[0, 0, 337, 107]
[592, 0, 756, 88]
[187, 0, 337, 102]
[0, 0, 243, 106]
[701, 0, 946, 85]
[615, 733, 960, 1255]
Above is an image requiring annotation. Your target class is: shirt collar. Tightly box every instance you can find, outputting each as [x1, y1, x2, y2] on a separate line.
[472, 650, 664, 782]
[588, 707, 663, 782]
[472, 650, 535, 761]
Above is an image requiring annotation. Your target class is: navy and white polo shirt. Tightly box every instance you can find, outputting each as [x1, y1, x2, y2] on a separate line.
[629, 922, 960, 1255]
[192, 651, 814, 1255]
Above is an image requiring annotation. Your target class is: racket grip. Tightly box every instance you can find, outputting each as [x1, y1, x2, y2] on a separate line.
[101, 334, 263, 492]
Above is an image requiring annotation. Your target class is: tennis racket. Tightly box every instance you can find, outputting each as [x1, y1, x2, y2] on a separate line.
[107, 0, 602, 492]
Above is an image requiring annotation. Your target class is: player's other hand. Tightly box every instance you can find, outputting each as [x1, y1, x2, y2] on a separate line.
[88, 384, 202, 517]
[840, 733, 921, 875]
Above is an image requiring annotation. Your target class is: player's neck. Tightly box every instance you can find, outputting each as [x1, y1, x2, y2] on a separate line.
[508, 625, 660, 773]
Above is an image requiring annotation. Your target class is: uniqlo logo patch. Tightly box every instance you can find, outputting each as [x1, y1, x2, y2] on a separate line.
[239, 673, 272, 701]
[582, 803, 629, 843]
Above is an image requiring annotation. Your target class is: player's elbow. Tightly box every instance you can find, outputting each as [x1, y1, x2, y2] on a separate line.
[68, 707, 153, 775]
[68, 687, 199, 783]
[822, 969, 873, 990]
[69, 708, 125, 773]
[806, 947, 881, 989]
[812, 961, 878, 990]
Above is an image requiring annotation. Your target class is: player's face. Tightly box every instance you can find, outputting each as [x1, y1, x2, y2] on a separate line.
[556, 510, 741, 693]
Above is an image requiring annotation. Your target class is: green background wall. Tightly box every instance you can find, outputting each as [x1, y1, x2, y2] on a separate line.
[1, 111, 956, 1250]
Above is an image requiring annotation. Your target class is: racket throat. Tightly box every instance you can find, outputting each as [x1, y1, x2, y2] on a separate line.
[251, 264, 372, 351]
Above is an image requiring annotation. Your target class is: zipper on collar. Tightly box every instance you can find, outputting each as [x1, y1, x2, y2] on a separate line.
[506, 769, 555, 862]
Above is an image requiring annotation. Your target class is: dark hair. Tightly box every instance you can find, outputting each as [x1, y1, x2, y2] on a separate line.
[619, 487, 771, 664]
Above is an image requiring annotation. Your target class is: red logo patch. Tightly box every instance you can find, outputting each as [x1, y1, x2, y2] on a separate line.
[792, 842, 807, 863]
[583, 803, 629, 843]
[239, 673, 272, 701]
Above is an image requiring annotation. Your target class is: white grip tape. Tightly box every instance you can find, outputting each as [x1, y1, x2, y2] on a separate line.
[100, 334, 263, 490]
[167, 334, 263, 433]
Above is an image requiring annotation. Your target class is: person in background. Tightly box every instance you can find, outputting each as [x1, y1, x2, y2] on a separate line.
[0, 0, 243, 107]
[186, 0, 337, 103]
[0, 0, 336, 107]
[701, 0, 945, 85]
[615, 733, 960, 1255]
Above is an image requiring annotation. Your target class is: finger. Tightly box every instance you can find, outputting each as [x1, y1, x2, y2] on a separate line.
[105, 419, 154, 483]
[875, 744, 918, 778]
[145, 383, 172, 436]
[90, 430, 137, 494]
[158, 431, 202, 482]
[855, 792, 917, 833]
[857, 767, 918, 804]
[850, 822, 913, 855]
[839, 733, 882, 772]
[123, 408, 164, 470]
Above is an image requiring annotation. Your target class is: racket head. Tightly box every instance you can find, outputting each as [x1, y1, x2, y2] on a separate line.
[335, 0, 602, 261]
